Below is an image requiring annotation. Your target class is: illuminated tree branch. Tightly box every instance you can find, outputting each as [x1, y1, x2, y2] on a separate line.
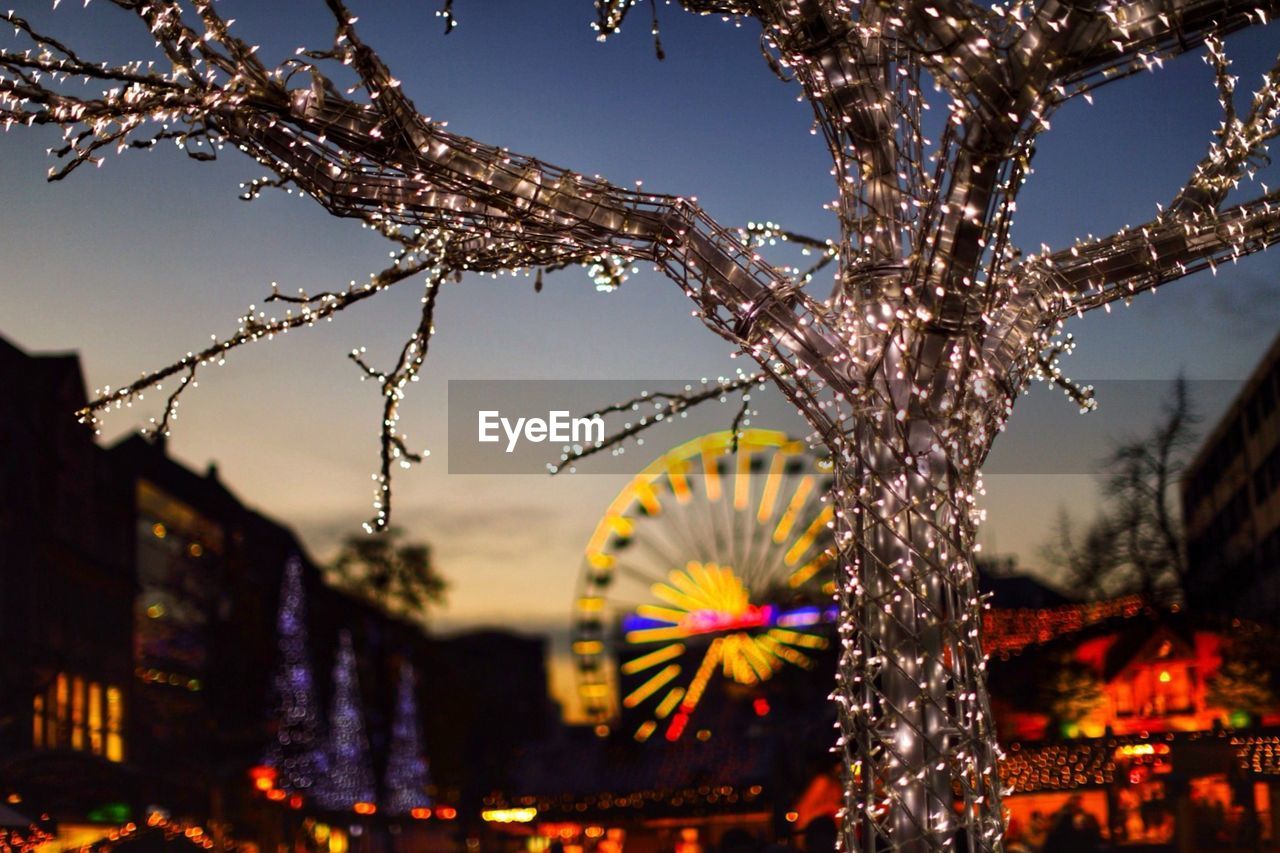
[1016, 38, 1280, 319]
[1022, 187, 1280, 318]
[78, 253, 438, 433]
[548, 372, 766, 472]
[1042, 0, 1280, 97]
[349, 273, 444, 532]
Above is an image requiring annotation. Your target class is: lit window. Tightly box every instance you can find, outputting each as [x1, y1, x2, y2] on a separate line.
[32, 694, 43, 748]
[35, 674, 124, 761]
[88, 683, 104, 756]
[71, 676, 85, 750]
[106, 686, 124, 763]
[55, 673, 68, 747]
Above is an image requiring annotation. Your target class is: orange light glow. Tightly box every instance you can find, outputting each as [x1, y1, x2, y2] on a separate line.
[352, 802, 376, 815]
[266, 789, 287, 802]
[409, 808, 432, 820]
[437, 806, 457, 820]
[249, 765, 277, 792]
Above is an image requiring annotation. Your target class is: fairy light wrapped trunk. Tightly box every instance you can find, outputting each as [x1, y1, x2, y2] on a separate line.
[6, 0, 1280, 849]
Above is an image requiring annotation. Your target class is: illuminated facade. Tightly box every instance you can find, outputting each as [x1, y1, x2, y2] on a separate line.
[989, 607, 1280, 849]
[993, 620, 1248, 743]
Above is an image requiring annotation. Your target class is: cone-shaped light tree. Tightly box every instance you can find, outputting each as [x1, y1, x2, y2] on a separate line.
[318, 630, 378, 811]
[383, 662, 433, 816]
[6, 0, 1280, 848]
[264, 555, 327, 794]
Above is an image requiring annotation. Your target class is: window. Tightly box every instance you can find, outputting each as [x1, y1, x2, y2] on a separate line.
[106, 686, 124, 763]
[32, 672, 124, 763]
[32, 695, 43, 748]
[71, 676, 85, 750]
[88, 682, 103, 755]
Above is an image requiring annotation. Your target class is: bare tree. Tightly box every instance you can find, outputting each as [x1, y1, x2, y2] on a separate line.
[1042, 509, 1125, 599]
[1043, 379, 1197, 606]
[5, 0, 1280, 848]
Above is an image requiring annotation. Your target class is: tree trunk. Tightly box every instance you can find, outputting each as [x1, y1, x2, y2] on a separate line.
[822, 334, 1007, 852]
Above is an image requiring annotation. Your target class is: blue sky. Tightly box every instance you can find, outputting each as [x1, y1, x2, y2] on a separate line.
[2, 0, 1279, 710]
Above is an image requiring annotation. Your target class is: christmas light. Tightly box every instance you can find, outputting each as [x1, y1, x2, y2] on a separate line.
[263, 556, 327, 794]
[383, 662, 433, 816]
[317, 630, 377, 812]
[6, 0, 1280, 847]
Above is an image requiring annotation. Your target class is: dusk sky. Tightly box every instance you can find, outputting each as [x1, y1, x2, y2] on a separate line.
[3, 0, 1279, 713]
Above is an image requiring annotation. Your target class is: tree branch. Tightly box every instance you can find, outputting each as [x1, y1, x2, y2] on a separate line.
[548, 372, 766, 472]
[1020, 188, 1280, 318]
[1169, 39, 1280, 215]
[352, 273, 444, 533]
[1041, 0, 1280, 98]
[77, 253, 437, 432]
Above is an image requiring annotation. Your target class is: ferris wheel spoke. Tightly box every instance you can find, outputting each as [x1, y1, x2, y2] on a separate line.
[685, 485, 724, 562]
[622, 663, 681, 708]
[741, 467, 795, 591]
[772, 474, 816, 545]
[625, 624, 690, 644]
[758, 632, 816, 669]
[755, 452, 782, 524]
[657, 500, 716, 567]
[755, 468, 812, 591]
[620, 642, 686, 675]
[699, 447, 724, 503]
[611, 559, 672, 591]
[625, 534, 687, 579]
[730, 461, 753, 583]
[785, 503, 834, 569]
[654, 686, 686, 719]
[787, 548, 836, 591]
[733, 447, 753, 513]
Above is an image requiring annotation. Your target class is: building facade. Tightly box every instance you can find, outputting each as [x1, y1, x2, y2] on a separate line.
[0, 337, 135, 842]
[1183, 331, 1280, 619]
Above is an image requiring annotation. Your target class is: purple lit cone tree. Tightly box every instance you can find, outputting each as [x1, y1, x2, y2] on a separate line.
[384, 662, 432, 816]
[318, 630, 377, 811]
[264, 555, 327, 794]
[8, 0, 1280, 848]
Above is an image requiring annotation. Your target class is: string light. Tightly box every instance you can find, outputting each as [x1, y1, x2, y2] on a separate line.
[5, 0, 1280, 847]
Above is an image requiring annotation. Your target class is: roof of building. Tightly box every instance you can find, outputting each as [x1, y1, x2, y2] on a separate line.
[1184, 328, 1280, 487]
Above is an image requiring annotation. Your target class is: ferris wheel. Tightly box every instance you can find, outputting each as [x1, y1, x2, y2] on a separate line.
[571, 429, 838, 743]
